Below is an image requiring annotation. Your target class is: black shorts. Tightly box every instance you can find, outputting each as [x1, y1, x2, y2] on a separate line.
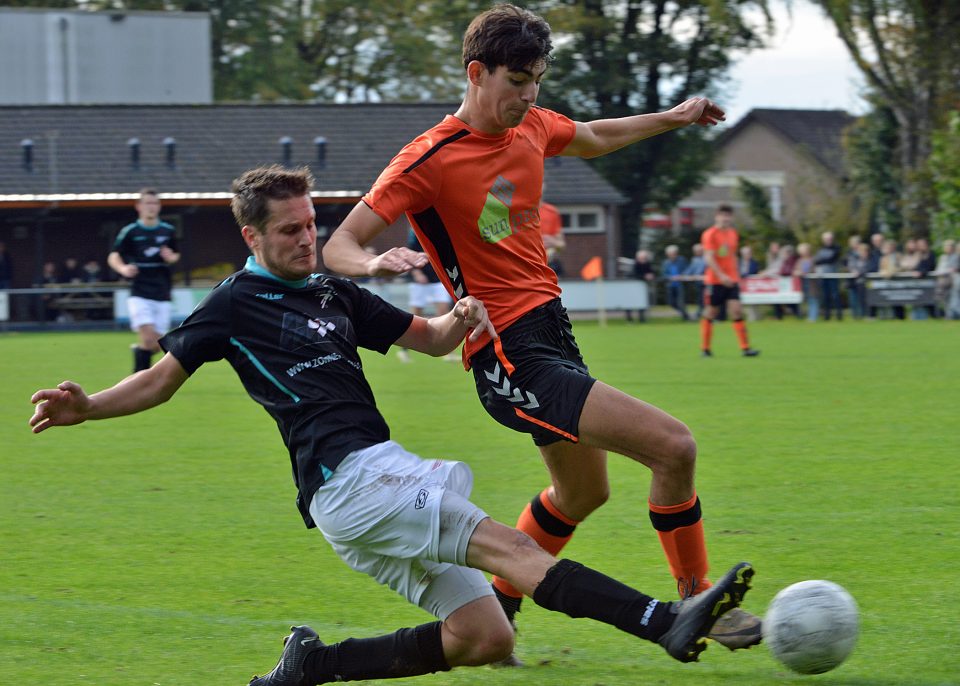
[705, 283, 741, 307]
[470, 298, 596, 447]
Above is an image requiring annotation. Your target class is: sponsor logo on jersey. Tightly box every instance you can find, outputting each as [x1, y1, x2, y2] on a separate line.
[255, 292, 285, 300]
[477, 175, 541, 244]
[415, 489, 429, 509]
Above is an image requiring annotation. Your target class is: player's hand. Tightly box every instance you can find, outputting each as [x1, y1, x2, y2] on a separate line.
[454, 296, 498, 342]
[672, 97, 725, 127]
[367, 248, 428, 278]
[29, 381, 91, 433]
[159, 246, 176, 263]
[120, 264, 139, 279]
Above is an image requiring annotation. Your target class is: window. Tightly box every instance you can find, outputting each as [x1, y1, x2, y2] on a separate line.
[559, 205, 604, 234]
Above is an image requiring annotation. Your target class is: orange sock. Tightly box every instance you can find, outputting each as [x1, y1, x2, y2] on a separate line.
[732, 318, 750, 350]
[649, 493, 711, 598]
[700, 318, 714, 351]
[493, 489, 580, 598]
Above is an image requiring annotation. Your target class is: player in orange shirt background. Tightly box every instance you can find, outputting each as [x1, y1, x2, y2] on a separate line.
[700, 204, 760, 357]
[323, 3, 760, 666]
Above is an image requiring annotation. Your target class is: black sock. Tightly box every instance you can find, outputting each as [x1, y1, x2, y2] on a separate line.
[493, 584, 522, 623]
[532, 559, 673, 642]
[304, 621, 449, 683]
[133, 347, 152, 372]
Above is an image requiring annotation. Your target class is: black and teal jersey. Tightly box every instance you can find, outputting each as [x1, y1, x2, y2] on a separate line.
[160, 257, 414, 527]
[112, 220, 178, 301]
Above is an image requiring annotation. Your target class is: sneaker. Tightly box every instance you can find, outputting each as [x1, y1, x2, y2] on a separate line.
[701, 349, 713, 358]
[741, 348, 760, 357]
[249, 625, 325, 686]
[708, 607, 762, 650]
[657, 562, 754, 663]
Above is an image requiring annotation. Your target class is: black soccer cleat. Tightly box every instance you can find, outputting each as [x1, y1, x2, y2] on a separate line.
[249, 625, 325, 686]
[657, 562, 755, 663]
[708, 607, 763, 650]
[701, 349, 713, 358]
[741, 348, 760, 357]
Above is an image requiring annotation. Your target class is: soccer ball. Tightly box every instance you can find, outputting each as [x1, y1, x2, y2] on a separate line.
[763, 579, 859, 674]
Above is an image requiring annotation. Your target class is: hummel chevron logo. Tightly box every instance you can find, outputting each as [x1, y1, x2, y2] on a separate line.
[483, 363, 539, 409]
[307, 318, 335, 337]
[445, 267, 464, 298]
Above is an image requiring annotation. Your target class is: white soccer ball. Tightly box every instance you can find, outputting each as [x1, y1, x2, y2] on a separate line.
[763, 579, 859, 674]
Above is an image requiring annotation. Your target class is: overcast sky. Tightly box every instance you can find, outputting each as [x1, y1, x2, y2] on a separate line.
[721, 0, 866, 126]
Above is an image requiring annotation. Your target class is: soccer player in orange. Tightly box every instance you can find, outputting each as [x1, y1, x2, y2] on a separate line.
[323, 3, 761, 663]
[700, 204, 761, 357]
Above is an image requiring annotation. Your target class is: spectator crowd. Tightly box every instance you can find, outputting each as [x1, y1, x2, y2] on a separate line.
[631, 232, 960, 322]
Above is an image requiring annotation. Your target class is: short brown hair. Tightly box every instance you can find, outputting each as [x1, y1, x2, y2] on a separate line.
[716, 204, 734, 214]
[462, 4, 553, 73]
[138, 187, 159, 199]
[230, 165, 314, 232]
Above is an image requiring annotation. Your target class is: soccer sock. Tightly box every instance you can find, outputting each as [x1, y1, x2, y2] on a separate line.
[649, 494, 711, 598]
[700, 318, 714, 351]
[133, 347, 152, 372]
[732, 318, 750, 350]
[304, 621, 449, 683]
[492, 489, 580, 615]
[532, 559, 673, 643]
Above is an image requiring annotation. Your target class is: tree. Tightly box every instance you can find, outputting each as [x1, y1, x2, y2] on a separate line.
[814, 0, 960, 237]
[527, 0, 773, 256]
[844, 96, 902, 237]
[929, 110, 960, 245]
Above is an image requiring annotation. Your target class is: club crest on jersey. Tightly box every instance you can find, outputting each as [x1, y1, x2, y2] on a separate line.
[280, 312, 347, 351]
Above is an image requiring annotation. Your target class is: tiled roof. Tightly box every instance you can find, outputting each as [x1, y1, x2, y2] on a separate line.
[0, 103, 626, 204]
[720, 108, 856, 177]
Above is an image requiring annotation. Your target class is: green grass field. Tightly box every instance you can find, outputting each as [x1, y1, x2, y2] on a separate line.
[2, 319, 958, 685]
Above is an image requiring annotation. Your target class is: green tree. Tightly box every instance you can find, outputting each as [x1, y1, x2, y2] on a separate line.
[736, 177, 786, 246]
[929, 110, 960, 245]
[530, 0, 773, 256]
[814, 0, 960, 237]
[844, 96, 902, 237]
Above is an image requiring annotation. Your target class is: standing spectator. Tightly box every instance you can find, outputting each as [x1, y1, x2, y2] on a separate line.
[795, 243, 817, 321]
[81, 258, 103, 283]
[771, 245, 801, 320]
[846, 242, 871, 319]
[844, 236, 862, 319]
[540, 191, 566, 277]
[912, 238, 938, 319]
[628, 249, 655, 322]
[0, 241, 12, 289]
[813, 231, 843, 320]
[700, 205, 759, 357]
[763, 241, 781, 274]
[935, 239, 959, 319]
[684, 243, 706, 320]
[865, 235, 883, 318]
[899, 238, 919, 273]
[35, 260, 60, 322]
[878, 239, 905, 320]
[60, 257, 84, 284]
[661, 245, 690, 321]
[738, 245, 759, 278]
[108, 188, 180, 373]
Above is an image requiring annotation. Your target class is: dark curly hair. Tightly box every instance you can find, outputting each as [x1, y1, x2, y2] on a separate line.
[462, 4, 553, 73]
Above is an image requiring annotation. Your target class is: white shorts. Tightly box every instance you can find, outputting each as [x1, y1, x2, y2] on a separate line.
[309, 440, 492, 620]
[408, 282, 451, 310]
[127, 296, 172, 334]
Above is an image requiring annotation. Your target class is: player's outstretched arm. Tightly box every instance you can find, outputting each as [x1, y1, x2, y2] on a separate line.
[29, 353, 189, 434]
[323, 202, 428, 278]
[395, 296, 497, 357]
[562, 97, 725, 159]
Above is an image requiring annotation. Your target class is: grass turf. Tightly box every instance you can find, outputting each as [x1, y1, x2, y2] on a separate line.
[2, 318, 958, 685]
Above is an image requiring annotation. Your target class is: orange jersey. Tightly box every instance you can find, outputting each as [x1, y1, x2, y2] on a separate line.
[701, 225, 740, 285]
[363, 107, 577, 360]
[540, 201, 562, 238]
